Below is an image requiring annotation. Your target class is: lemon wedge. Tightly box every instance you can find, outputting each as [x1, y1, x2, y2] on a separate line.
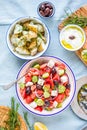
[34, 122, 48, 130]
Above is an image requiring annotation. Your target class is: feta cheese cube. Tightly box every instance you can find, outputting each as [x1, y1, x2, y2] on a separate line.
[61, 75, 68, 83]
[29, 101, 37, 108]
[51, 90, 58, 97]
[47, 60, 55, 68]
[53, 101, 58, 108]
[26, 81, 33, 87]
[38, 78, 45, 86]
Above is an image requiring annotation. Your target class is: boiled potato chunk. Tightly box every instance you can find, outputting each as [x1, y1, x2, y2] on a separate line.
[29, 41, 37, 49]
[28, 24, 37, 33]
[14, 24, 23, 34]
[18, 36, 26, 47]
[15, 47, 30, 55]
[11, 34, 20, 47]
[38, 43, 44, 52]
[37, 37, 44, 46]
[31, 47, 37, 56]
[37, 24, 44, 32]
[29, 31, 37, 39]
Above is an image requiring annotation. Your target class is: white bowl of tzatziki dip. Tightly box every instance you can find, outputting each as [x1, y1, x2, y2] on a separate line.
[59, 24, 86, 51]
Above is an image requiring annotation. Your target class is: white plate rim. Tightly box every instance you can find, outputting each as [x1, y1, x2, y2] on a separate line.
[71, 76, 87, 120]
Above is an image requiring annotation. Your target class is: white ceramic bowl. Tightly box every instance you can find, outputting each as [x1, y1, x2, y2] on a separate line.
[59, 24, 86, 51]
[7, 17, 50, 60]
[16, 56, 76, 116]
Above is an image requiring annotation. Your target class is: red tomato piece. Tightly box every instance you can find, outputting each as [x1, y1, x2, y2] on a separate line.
[20, 88, 27, 99]
[45, 79, 54, 89]
[25, 75, 31, 83]
[43, 66, 51, 73]
[32, 71, 40, 76]
[40, 63, 47, 69]
[40, 70, 44, 75]
[36, 90, 43, 97]
[55, 62, 66, 69]
[55, 62, 61, 66]
[30, 93, 36, 100]
[55, 94, 65, 103]
[65, 89, 70, 97]
[26, 96, 33, 104]
[29, 68, 40, 76]
[59, 63, 66, 69]
[35, 106, 43, 112]
[53, 74, 59, 81]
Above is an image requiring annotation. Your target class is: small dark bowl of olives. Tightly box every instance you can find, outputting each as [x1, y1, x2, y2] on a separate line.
[37, 1, 55, 18]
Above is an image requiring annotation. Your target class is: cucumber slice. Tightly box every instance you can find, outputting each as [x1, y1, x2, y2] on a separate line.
[57, 103, 62, 108]
[36, 99, 44, 106]
[58, 69, 65, 76]
[33, 64, 40, 69]
[43, 85, 50, 91]
[42, 73, 49, 79]
[44, 91, 50, 98]
[19, 82, 25, 89]
[32, 76, 38, 83]
[58, 85, 66, 93]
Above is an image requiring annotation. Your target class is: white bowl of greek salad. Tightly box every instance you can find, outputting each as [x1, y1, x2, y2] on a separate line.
[7, 17, 50, 60]
[16, 56, 76, 116]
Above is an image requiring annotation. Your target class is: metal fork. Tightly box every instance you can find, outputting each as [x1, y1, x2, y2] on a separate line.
[0, 68, 30, 90]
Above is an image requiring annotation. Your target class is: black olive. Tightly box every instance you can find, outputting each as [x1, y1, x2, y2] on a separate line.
[40, 4, 45, 11]
[44, 7, 50, 16]
[53, 80, 59, 86]
[69, 35, 75, 40]
[45, 3, 53, 9]
[51, 67, 57, 75]
[66, 84, 71, 89]
[25, 87, 31, 95]
[45, 100, 50, 107]
[36, 84, 42, 90]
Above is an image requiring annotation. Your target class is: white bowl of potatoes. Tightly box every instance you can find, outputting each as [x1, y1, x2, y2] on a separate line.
[7, 17, 50, 60]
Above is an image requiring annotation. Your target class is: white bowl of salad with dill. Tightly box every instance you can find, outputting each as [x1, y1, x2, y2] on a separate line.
[7, 17, 50, 60]
[16, 56, 76, 116]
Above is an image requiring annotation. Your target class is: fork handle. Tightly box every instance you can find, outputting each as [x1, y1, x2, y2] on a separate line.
[2, 71, 29, 90]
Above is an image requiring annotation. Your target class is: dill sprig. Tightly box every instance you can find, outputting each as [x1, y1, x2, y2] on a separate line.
[6, 97, 20, 130]
[24, 112, 33, 130]
[63, 10, 87, 28]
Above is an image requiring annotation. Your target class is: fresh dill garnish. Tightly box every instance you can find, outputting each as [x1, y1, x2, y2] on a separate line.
[38, 32, 43, 39]
[63, 10, 87, 28]
[6, 97, 20, 130]
[24, 112, 33, 130]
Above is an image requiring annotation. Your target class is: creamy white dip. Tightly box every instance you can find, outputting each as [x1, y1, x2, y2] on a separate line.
[60, 25, 85, 51]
